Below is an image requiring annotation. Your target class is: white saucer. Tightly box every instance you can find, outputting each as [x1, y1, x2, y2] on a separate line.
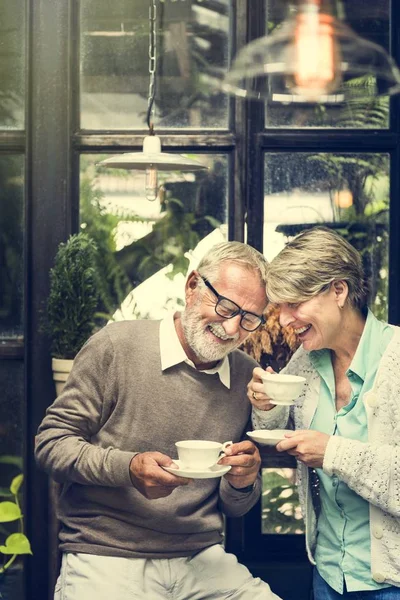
[163, 461, 232, 479]
[247, 429, 291, 446]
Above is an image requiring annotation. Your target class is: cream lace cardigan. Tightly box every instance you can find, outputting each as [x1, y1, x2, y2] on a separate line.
[252, 326, 400, 588]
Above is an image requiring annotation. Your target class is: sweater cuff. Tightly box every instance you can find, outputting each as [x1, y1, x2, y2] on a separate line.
[108, 449, 139, 487]
[322, 435, 351, 477]
[219, 475, 260, 501]
[323, 435, 366, 479]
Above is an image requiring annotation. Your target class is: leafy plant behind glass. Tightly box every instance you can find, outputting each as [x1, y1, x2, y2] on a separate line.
[306, 150, 389, 320]
[262, 469, 304, 534]
[80, 163, 137, 320]
[0, 457, 31, 577]
[80, 157, 223, 320]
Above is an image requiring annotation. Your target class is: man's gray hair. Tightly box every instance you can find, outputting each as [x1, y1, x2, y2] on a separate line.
[267, 226, 368, 311]
[196, 241, 268, 286]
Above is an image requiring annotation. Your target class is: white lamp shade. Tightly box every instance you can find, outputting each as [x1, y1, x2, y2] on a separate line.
[98, 136, 208, 172]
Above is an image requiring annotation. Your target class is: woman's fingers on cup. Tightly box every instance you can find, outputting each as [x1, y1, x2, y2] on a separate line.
[252, 366, 266, 382]
[247, 384, 274, 410]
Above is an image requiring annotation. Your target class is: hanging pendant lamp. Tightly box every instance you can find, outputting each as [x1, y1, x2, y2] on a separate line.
[98, 0, 207, 201]
[222, 0, 400, 104]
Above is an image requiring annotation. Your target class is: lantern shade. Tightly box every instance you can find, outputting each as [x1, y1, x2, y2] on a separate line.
[98, 136, 207, 172]
[222, 13, 400, 103]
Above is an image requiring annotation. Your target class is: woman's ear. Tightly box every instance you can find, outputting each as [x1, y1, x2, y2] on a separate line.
[333, 280, 349, 308]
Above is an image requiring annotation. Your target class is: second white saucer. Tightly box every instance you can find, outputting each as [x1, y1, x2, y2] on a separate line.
[247, 429, 291, 446]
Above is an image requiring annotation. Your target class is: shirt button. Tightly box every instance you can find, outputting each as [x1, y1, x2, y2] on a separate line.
[367, 393, 378, 408]
[340, 511, 345, 518]
[332, 477, 338, 487]
[372, 526, 383, 539]
[372, 572, 386, 584]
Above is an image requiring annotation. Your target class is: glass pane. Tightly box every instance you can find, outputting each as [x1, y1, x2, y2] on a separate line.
[0, 155, 24, 338]
[79, 153, 228, 319]
[265, 0, 390, 128]
[0, 360, 25, 600]
[262, 468, 304, 534]
[0, 0, 25, 129]
[264, 153, 390, 320]
[80, 0, 231, 130]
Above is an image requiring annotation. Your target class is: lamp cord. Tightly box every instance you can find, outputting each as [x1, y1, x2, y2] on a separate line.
[146, 0, 157, 133]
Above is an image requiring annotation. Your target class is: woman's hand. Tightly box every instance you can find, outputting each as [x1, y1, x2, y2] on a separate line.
[247, 366, 277, 411]
[276, 430, 330, 468]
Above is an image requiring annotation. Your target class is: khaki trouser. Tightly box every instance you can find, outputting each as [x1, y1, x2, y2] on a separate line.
[54, 544, 281, 600]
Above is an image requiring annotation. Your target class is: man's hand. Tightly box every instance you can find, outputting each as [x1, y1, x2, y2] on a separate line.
[276, 430, 330, 468]
[218, 441, 261, 489]
[247, 366, 278, 411]
[129, 452, 192, 499]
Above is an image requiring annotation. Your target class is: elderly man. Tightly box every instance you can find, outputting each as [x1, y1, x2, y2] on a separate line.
[35, 241, 280, 600]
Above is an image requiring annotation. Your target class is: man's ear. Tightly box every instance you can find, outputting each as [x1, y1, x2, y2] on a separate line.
[332, 280, 349, 308]
[185, 270, 200, 301]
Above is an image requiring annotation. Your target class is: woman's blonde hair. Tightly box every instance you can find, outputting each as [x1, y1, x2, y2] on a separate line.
[267, 226, 368, 311]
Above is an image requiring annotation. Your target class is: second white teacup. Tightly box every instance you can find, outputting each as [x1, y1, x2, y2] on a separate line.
[175, 440, 232, 470]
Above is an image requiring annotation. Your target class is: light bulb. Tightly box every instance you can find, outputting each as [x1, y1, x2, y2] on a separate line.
[145, 166, 158, 201]
[286, 2, 342, 99]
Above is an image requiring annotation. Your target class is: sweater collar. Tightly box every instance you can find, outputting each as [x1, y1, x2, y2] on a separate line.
[159, 313, 230, 389]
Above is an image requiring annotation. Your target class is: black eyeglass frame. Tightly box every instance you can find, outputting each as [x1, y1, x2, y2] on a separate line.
[199, 275, 266, 332]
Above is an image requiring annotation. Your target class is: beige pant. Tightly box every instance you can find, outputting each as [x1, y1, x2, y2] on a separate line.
[54, 544, 281, 600]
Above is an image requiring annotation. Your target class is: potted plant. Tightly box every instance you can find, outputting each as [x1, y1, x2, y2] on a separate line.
[46, 232, 99, 395]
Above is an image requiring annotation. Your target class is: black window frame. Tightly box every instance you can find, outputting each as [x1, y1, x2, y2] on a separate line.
[17, 0, 400, 598]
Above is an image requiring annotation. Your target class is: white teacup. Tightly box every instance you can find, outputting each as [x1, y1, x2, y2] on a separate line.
[175, 440, 232, 470]
[260, 372, 306, 406]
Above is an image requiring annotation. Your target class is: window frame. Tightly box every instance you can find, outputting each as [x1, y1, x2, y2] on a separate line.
[19, 0, 400, 598]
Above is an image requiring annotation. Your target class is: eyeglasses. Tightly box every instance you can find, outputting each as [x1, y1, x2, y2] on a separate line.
[199, 275, 266, 332]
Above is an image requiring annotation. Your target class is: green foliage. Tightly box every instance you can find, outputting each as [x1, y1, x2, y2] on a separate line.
[0, 459, 32, 576]
[262, 469, 304, 535]
[337, 77, 389, 129]
[79, 157, 223, 319]
[116, 191, 221, 285]
[80, 169, 133, 318]
[46, 233, 99, 359]
[305, 149, 390, 319]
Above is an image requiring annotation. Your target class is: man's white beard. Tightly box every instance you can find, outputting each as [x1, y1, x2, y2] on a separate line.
[181, 301, 241, 363]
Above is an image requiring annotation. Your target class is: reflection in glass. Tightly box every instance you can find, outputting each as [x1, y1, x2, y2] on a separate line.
[0, 0, 25, 129]
[80, 0, 230, 130]
[264, 0, 390, 128]
[262, 468, 304, 534]
[264, 152, 390, 320]
[80, 154, 228, 319]
[0, 156, 24, 338]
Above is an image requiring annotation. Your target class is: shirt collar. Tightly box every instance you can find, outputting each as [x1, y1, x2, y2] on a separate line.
[347, 309, 386, 381]
[309, 309, 388, 383]
[159, 313, 231, 388]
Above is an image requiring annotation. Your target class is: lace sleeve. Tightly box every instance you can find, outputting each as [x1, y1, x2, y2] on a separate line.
[323, 436, 400, 517]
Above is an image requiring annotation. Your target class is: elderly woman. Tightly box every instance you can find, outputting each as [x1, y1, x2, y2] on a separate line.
[248, 227, 400, 599]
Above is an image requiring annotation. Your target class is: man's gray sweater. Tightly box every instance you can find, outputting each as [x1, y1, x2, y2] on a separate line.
[35, 320, 260, 558]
